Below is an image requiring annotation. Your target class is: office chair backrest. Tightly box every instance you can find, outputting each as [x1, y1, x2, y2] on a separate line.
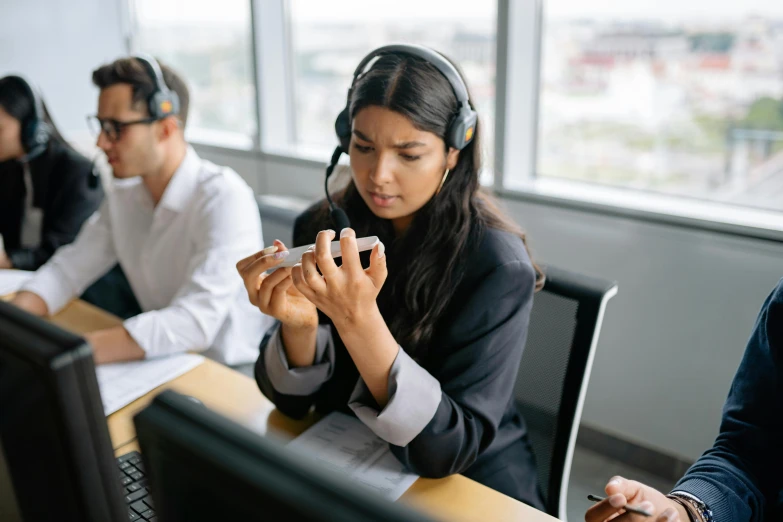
[514, 266, 618, 520]
[256, 194, 310, 246]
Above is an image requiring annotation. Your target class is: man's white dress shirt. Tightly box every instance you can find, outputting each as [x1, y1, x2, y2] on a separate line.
[22, 147, 272, 365]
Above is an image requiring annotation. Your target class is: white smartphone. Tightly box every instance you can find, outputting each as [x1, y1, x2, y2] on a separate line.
[275, 236, 380, 268]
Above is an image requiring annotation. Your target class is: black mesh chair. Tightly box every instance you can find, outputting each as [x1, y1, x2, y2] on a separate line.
[256, 194, 310, 246]
[515, 266, 618, 520]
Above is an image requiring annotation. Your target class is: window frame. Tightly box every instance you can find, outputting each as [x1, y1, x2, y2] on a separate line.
[124, 0, 783, 241]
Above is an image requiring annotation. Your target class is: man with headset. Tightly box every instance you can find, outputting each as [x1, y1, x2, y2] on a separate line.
[11, 55, 272, 365]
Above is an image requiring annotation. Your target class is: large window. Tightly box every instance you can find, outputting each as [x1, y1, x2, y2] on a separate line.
[132, 0, 256, 147]
[288, 0, 497, 170]
[537, 0, 783, 211]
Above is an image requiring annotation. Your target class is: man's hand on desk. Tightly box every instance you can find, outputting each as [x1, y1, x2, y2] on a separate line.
[84, 326, 145, 365]
[0, 250, 12, 269]
[10, 291, 49, 316]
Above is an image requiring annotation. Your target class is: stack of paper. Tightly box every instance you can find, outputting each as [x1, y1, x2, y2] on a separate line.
[288, 411, 419, 501]
[96, 353, 204, 415]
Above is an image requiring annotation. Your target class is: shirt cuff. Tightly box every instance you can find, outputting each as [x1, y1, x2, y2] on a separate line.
[264, 324, 335, 396]
[671, 480, 725, 522]
[348, 347, 442, 447]
[20, 264, 75, 315]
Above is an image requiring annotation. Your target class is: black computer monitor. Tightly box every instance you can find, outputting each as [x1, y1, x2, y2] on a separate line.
[134, 390, 436, 522]
[0, 301, 126, 522]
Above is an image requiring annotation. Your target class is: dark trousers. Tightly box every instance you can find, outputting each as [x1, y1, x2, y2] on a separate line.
[81, 264, 142, 320]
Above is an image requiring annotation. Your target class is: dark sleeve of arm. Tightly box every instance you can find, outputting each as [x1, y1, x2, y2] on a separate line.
[8, 158, 104, 270]
[673, 281, 783, 522]
[389, 259, 537, 478]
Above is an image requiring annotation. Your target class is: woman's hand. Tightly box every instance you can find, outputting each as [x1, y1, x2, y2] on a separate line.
[585, 476, 688, 522]
[291, 227, 396, 404]
[290, 228, 387, 331]
[236, 240, 318, 331]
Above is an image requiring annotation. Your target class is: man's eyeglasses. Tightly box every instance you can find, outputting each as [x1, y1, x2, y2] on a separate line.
[86, 115, 158, 143]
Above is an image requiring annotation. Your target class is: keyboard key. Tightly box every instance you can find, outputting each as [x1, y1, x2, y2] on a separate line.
[127, 483, 142, 492]
[140, 509, 155, 519]
[135, 462, 145, 472]
[138, 478, 149, 488]
[119, 461, 131, 470]
[130, 472, 144, 481]
[129, 456, 141, 466]
[128, 509, 141, 521]
[130, 500, 148, 514]
[143, 497, 155, 509]
[125, 466, 139, 475]
[121, 476, 133, 486]
[118, 452, 138, 463]
[125, 488, 147, 504]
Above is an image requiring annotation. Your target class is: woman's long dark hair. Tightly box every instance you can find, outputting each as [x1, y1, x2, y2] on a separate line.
[309, 53, 544, 354]
[0, 76, 69, 154]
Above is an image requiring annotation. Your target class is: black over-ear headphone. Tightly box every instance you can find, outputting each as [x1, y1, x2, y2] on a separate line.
[325, 44, 478, 231]
[7, 75, 51, 162]
[133, 53, 180, 120]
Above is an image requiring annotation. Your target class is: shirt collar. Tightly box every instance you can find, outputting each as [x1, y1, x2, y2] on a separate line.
[157, 146, 201, 213]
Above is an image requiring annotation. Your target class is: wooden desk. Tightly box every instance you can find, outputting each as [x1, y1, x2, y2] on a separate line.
[51, 299, 555, 522]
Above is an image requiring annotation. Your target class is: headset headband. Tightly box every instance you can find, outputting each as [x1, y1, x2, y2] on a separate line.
[349, 44, 471, 106]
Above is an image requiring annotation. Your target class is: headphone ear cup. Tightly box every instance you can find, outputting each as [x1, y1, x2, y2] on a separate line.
[447, 106, 478, 150]
[149, 91, 180, 120]
[334, 107, 351, 152]
[23, 119, 49, 154]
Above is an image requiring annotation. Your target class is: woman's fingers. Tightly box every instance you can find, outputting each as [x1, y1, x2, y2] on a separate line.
[291, 263, 319, 303]
[338, 227, 363, 277]
[364, 241, 387, 290]
[236, 239, 288, 272]
[257, 266, 293, 311]
[301, 248, 327, 294]
[314, 229, 340, 277]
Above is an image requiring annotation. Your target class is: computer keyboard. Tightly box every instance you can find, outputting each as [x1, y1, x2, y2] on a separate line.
[117, 451, 156, 521]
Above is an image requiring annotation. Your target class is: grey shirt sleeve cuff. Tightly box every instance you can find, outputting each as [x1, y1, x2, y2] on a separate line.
[264, 324, 335, 396]
[348, 347, 442, 447]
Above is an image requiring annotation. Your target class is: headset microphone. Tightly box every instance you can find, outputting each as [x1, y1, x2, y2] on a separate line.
[324, 146, 350, 231]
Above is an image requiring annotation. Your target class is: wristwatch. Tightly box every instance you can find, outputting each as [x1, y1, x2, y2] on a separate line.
[668, 491, 714, 522]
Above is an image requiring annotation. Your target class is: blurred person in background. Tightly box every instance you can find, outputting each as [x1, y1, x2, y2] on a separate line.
[0, 75, 103, 270]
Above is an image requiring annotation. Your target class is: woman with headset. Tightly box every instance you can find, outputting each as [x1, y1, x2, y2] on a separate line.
[237, 45, 545, 508]
[0, 75, 103, 270]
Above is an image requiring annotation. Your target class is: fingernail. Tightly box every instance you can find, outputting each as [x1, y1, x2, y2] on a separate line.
[608, 478, 621, 487]
[326, 229, 335, 238]
[273, 251, 290, 260]
[377, 242, 385, 259]
[609, 495, 625, 508]
[340, 228, 354, 238]
[262, 245, 278, 255]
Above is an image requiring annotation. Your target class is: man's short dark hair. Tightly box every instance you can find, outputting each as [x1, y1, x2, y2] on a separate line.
[92, 57, 190, 128]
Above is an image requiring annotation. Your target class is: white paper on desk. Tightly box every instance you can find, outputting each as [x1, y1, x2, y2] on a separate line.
[288, 411, 418, 501]
[96, 353, 204, 415]
[0, 269, 33, 296]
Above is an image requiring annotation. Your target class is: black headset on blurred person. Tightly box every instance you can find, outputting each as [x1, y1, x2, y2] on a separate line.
[5, 75, 51, 162]
[323, 44, 478, 231]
